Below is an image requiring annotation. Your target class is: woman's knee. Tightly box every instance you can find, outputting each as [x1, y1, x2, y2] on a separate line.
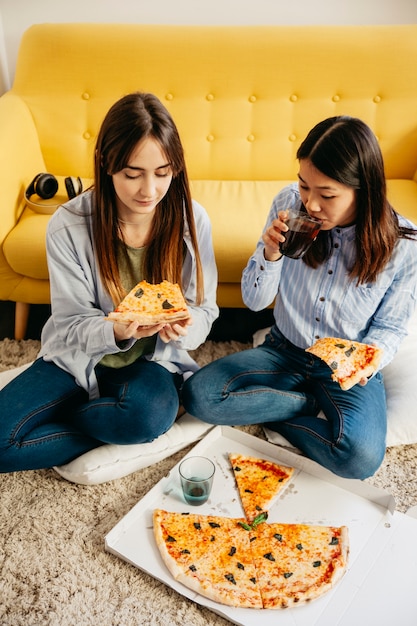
[182, 369, 221, 421]
[329, 439, 385, 479]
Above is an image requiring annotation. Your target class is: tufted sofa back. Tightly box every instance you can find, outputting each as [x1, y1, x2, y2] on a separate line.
[10, 23, 417, 181]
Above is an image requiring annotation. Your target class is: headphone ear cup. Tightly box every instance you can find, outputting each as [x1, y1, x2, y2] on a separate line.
[35, 173, 59, 199]
[26, 172, 59, 202]
[65, 176, 83, 200]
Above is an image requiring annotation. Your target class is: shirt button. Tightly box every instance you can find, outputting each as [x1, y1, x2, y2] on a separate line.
[328, 269, 333, 275]
[315, 317, 320, 322]
[319, 297, 325, 302]
[260, 265, 265, 271]
[334, 243, 339, 248]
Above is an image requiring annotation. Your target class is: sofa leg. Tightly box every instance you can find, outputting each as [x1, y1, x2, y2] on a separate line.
[15, 302, 30, 340]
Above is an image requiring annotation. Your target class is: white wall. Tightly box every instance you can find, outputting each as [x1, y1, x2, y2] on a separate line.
[0, 0, 416, 93]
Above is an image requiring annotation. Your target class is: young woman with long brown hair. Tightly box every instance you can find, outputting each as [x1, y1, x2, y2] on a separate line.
[183, 116, 417, 480]
[0, 92, 218, 473]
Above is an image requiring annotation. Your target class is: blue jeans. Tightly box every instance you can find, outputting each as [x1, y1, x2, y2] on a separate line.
[182, 326, 387, 479]
[0, 357, 181, 472]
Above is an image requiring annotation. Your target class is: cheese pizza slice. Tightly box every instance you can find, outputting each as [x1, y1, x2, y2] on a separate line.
[229, 453, 294, 523]
[107, 280, 190, 325]
[153, 509, 263, 609]
[248, 521, 349, 608]
[306, 337, 383, 391]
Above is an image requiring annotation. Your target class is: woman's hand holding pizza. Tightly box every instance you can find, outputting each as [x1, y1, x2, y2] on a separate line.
[262, 210, 288, 262]
[158, 317, 192, 343]
[113, 320, 165, 343]
[113, 316, 192, 344]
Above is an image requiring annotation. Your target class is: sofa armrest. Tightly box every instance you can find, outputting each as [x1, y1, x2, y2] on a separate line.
[0, 92, 46, 244]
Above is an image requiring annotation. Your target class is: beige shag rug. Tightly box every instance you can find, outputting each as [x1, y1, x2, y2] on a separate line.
[1, 338, 417, 626]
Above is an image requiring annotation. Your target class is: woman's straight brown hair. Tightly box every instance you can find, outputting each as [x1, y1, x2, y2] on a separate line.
[92, 92, 204, 305]
[297, 116, 416, 284]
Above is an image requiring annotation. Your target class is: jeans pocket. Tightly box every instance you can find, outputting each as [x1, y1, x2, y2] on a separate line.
[263, 325, 287, 350]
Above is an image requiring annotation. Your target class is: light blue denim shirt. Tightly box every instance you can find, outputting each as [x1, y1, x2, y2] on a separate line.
[242, 184, 417, 369]
[39, 190, 219, 399]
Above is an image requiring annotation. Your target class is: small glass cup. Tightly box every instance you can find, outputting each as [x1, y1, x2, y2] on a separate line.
[280, 207, 322, 259]
[179, 456, 215, 506]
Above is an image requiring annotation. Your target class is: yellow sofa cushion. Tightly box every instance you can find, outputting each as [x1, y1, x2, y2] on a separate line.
[4, 179, 417, 295]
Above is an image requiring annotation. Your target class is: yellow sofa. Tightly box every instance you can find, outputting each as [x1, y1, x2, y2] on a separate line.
[1, 23, 417, 339]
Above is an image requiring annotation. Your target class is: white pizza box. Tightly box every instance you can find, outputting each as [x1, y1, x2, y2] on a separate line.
[105, 426, 417, 626]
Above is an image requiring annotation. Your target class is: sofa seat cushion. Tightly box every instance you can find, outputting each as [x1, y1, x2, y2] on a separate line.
[190, 180, 292, 283]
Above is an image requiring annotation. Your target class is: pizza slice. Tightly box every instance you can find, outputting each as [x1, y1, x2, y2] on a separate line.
[305, 337, 383, 391]
[153, 509, 263, 608]
[229, 453, 294, 523]
[248, 521, 349, 609]
[106, 280, 190, 325]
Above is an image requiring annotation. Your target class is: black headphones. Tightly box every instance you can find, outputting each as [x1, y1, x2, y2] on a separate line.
[25, 173, 83, 210]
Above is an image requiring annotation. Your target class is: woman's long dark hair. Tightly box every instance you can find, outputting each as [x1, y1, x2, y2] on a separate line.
[93, 92, 203, 305]
[297, 116, 416, 284]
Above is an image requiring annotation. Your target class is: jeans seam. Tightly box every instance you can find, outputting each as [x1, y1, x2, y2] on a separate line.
[9, 389, 81, 448]
[222, 369, 286, 392]
[316, 381, 344, 446]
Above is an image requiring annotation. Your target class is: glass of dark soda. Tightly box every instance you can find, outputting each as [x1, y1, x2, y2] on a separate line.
[280, 208, 322, 259]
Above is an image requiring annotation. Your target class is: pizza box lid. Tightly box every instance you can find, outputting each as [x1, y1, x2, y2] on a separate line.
[105, 425, 417, 626]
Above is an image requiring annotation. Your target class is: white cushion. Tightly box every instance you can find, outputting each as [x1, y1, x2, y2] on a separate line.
[256, 307, 417, 448]
[53, 413, 213, 485]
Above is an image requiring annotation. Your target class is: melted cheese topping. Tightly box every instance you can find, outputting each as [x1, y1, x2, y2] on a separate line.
[250, 522, 348, 608]
[153, 510, 349, 609]
[306, 337, 382, 389]
[115, 280, 188, 316]
[154, 510, 262, 608]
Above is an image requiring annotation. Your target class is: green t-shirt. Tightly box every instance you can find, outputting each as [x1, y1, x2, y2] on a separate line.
[100, 243, 157, 369]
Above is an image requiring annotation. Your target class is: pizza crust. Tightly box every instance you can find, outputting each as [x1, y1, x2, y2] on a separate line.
[107, 309, 190, 325]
